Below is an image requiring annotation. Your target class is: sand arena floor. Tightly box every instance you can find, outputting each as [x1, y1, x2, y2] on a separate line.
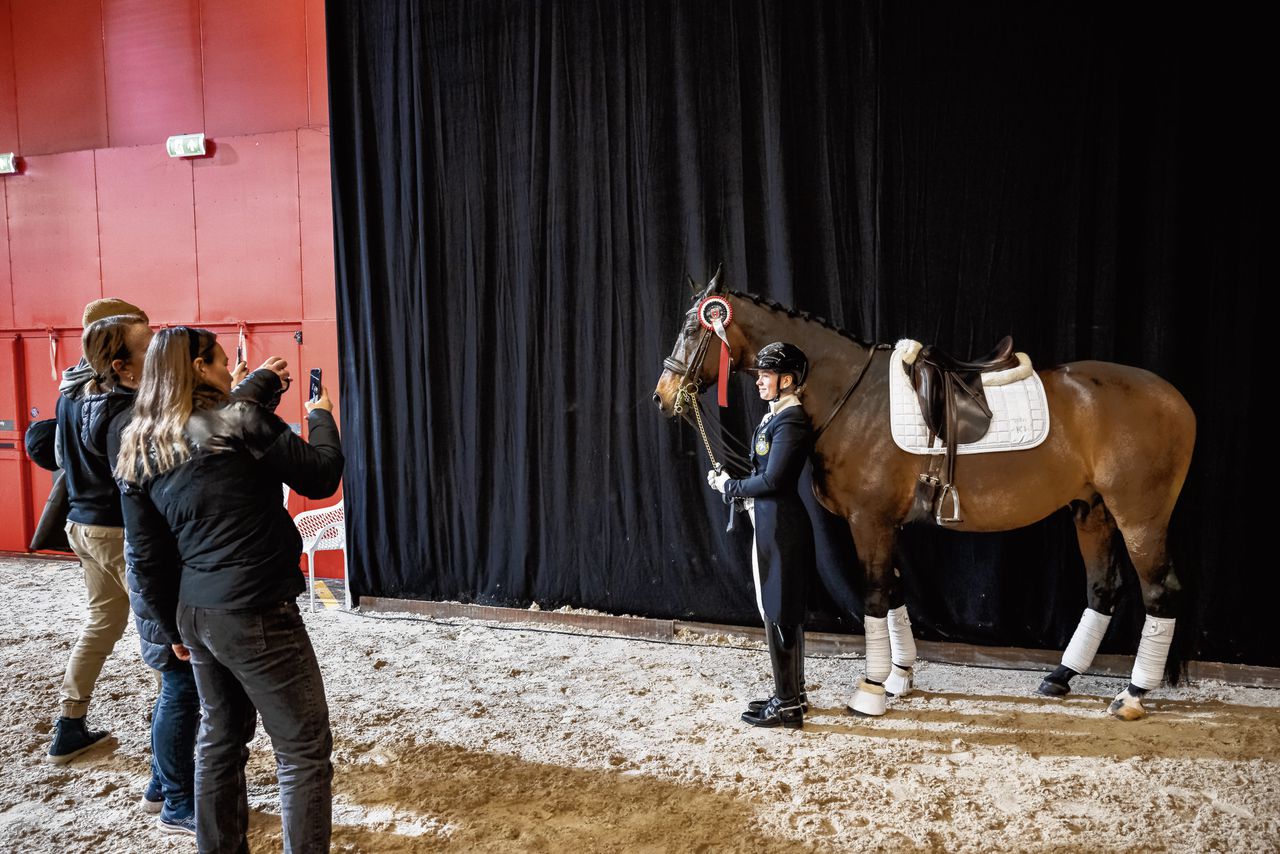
[1, 556, 1277, 852]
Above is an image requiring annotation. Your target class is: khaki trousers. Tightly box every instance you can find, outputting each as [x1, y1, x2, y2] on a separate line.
[61, 521, 131, 719]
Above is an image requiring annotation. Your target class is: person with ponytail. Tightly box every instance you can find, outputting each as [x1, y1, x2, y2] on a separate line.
[49, 304, 153, 765]
[103, 340, 289, 837]
[115, 327, 343, 852]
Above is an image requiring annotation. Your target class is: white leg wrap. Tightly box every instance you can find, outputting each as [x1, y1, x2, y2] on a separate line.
[887, 605, 917, 669]
[863, 615, 891, 684]
[1130, 615, 1176, 690]
[1061, 608, 1112, 674]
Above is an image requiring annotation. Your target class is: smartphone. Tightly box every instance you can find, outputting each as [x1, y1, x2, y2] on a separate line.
[308, 368, 322, 402]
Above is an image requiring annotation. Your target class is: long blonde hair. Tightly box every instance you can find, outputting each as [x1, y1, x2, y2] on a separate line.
[115, 326, 225, 482]
[82, 313, 149, 395]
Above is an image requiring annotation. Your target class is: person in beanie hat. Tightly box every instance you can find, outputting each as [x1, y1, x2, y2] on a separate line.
[48, 303, 154, 767]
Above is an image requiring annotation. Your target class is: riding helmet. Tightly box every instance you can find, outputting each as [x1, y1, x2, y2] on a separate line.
[752, 342, 809, 386]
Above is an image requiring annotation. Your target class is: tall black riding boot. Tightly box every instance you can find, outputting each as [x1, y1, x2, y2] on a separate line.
[741, 623, 804, 729]
[749, 626, 809, 713]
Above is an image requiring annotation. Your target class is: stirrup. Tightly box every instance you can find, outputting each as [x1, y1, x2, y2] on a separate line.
[936, 484, 962, 524]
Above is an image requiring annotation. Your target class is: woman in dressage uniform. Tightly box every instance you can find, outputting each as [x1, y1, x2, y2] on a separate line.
[707, 342, 815, 729]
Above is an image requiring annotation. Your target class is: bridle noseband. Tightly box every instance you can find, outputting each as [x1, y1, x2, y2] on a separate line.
[662, 314, 718, 415]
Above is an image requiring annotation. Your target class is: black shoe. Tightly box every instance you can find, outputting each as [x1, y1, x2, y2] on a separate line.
[741, 695, 804, 729]
[747, 692, 809, 714]
[46, 716, 113, 765]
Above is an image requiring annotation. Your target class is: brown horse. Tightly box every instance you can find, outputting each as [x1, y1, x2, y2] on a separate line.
[653, 272, 1195, 720]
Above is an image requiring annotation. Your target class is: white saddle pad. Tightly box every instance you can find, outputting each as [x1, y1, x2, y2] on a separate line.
[888, 342, 1050, 455]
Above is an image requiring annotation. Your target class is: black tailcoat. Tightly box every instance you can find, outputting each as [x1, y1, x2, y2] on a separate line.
[722, 404, 814, 624]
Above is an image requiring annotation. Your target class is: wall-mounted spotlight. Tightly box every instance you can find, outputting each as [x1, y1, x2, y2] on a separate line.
[0, 153, 18, 174]
[166, 133, 207, 158]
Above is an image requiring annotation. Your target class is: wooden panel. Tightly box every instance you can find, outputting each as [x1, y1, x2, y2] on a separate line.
[102, 0, 204, 147]
[96, 146, 199, 323]
[298, 128, 335, 320]
[7, 151, 101, 327]
[201, 0, 309, 137]
[304, 0, 328, 126]
[10, 0, 109, 154]
[192, 131, 302, 323]
[0, 0, 19, 154]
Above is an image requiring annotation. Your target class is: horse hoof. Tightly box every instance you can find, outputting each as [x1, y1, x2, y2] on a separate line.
[1108, 690, 1147, 721]
[1037, 678, 1070, 698]
[846, 679, 887, 716]
[885, 665, 914, 698]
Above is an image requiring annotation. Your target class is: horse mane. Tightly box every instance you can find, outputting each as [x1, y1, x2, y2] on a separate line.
[727, 290, 886, 351]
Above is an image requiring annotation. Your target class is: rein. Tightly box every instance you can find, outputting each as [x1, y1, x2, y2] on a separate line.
[664, 326, 749, 474]
[814, 345, 882, 437]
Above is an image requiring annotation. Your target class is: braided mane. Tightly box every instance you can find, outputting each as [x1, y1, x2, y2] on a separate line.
[727, 290, 884, 350]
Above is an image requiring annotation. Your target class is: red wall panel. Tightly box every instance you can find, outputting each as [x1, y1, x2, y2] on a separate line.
[0, 0, 19, 154]
[0, 455, 30, 551]
[305, 0, 328, 127]
[0, 183, 12, 329]
[10, 0, 108, 155]
[96, 147, 199, 322]
[192, 131, 302, 323]
[299, 128, 335, 320]
[0, 335, 17, 433]
[201, 0, 309, 138]
[24, 331, 75, 423]
[7, 151, 101, 327]
[103, 0, 204, 148]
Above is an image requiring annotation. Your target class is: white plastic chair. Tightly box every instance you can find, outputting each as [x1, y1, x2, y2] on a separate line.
[294, 501, 349, 611]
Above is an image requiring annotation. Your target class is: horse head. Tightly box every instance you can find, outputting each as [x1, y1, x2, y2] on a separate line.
[651, 266, 739, 416]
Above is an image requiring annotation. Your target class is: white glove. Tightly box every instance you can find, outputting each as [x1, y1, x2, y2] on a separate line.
[706, 469, 731, 493]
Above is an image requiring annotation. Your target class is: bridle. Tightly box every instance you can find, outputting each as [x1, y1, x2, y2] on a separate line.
[662, 310, 716, 415]
[661, 310, 749, 473]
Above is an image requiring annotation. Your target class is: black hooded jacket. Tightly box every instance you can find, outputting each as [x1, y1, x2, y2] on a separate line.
[103, 370, 296, 669]
[117, 395, 343, 656]
[56, 384, 135, 526]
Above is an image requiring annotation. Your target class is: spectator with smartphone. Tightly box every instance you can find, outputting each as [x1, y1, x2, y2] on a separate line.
[115, 327, 343, 852]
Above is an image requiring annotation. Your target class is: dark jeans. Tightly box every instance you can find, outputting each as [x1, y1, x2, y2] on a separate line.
[178, 600, 332, 854]
[152, 664, 200, 820]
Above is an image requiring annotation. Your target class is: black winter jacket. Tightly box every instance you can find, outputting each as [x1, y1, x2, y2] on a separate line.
[118, 396, 343, 657]
[56, 385, 135, 526]
[105, 370, 292, 669]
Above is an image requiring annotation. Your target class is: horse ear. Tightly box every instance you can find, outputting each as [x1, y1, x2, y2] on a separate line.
[687, 274, 700, 294]
[708, 263, 724, 293]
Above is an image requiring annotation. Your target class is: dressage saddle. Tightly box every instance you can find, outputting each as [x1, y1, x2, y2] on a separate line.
[909, 335, 1020, 524]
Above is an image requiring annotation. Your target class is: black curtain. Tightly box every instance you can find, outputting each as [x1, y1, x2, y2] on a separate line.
[328, 1, 1270, 666]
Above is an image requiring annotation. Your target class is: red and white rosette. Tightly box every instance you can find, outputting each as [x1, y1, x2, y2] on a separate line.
[697, 296, 733, 407]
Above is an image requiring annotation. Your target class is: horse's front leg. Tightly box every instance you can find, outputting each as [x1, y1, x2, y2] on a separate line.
[846, 516, 899, 717]
[884, 570, 917, 698]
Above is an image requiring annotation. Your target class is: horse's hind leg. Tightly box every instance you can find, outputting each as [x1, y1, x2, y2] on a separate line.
[1107, 513, 1181, 721]
[1038, 495, 1123, 698]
